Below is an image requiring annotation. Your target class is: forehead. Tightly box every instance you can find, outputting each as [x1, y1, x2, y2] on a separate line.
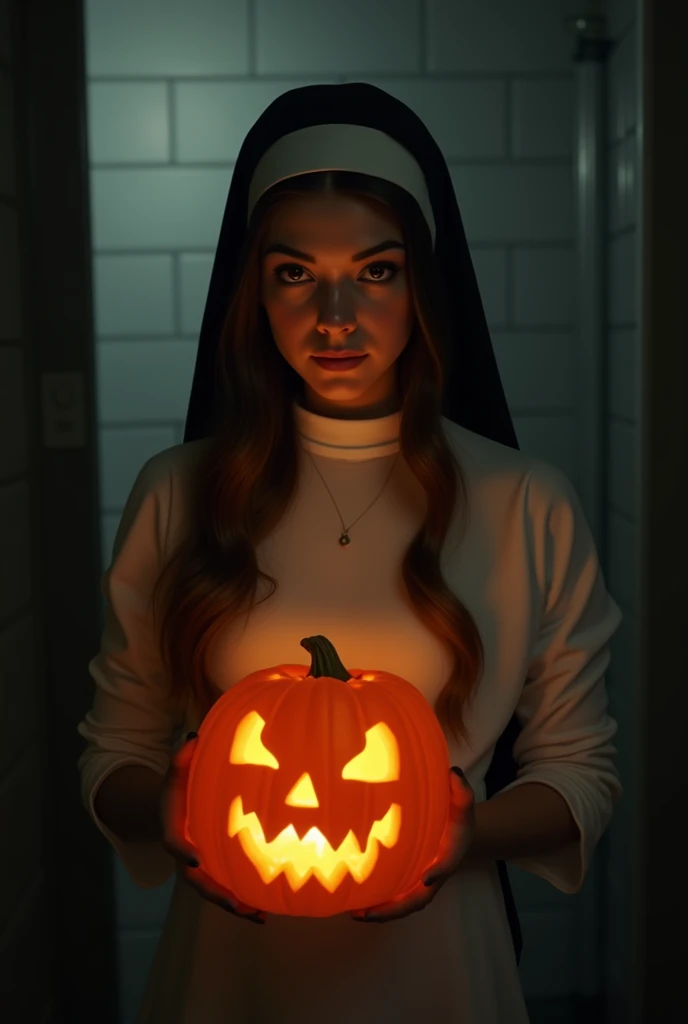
[263, 193, 401, 241]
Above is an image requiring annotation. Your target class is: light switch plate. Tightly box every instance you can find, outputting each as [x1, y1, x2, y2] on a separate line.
[41, 372, 87, 448]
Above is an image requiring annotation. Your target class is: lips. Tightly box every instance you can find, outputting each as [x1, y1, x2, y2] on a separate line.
[311, 354, 368, 371]
[312, 353, 365, 360]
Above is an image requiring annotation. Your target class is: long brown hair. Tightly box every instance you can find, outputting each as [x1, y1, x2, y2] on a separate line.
[151, 170, 484, 746]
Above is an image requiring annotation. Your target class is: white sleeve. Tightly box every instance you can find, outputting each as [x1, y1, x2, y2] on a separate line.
[501, 463, 623, 893]
[76, 451, 184, 888]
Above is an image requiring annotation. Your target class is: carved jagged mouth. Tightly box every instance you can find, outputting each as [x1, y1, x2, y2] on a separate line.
[227, 796, 401, 893]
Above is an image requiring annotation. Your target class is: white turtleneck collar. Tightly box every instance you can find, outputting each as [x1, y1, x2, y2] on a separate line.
[292, 397, 401, 462]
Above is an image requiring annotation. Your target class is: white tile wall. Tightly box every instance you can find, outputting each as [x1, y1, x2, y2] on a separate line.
[493, 333, 574, 411]
[607, 607, 636, 706]
[607, 27, 638, 142]
[509, 865, 576, 914]
[84, 0, 250, 77]
[118, 930, 161, 1023]
[94, 255, 176, 336]
[605, 797, 634, 897]
[91, 168, 232, 250]
[511, 414, 578, 484]
[608, 135, 637, 233]
[511, 78, 574, 160]
[512, 247, 576, 326]
[607, 0, 637, 48]
[608, 420, 638, 519]
[88, 83, 171, 164]
[83, 0, 637, 1017]
[607, 513, 636, 609]
[608, 229, 638, 326]
[178, 253, 215, 334]
[255, 0, 421, 76]
[518, 909, 580, 998]
[608, 328, 639, 421]
[427, 0, 573, 74]
[113, 860, 176, 931]
[97, 341, 197, 424]
[341, 79, 508, 161]
[606, 699, 634, 815]
[174, 80, 339, 163]
[99, 426, 178, 510]
[451, 164, 574, 242]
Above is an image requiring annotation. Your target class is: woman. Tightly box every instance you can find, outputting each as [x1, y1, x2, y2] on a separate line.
[77, 83, 623, 1023]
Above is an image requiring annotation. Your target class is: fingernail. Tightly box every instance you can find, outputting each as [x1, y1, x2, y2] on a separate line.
[186, 731, 198, 740]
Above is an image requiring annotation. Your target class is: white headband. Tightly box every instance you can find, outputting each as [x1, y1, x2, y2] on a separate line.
[246, 123, 436, 249]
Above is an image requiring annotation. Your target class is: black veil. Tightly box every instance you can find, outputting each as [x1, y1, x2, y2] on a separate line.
[183, 82, 523, 962]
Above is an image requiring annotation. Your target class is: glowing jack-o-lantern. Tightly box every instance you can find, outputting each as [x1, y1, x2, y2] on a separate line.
[183, 635, 451, 917]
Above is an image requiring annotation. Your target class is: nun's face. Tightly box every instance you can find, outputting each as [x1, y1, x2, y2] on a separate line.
[260, 194, 414, 419]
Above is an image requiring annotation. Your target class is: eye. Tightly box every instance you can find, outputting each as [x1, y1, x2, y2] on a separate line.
[273, 261, 400, 286]
[341, 722, 400, 782]
[273, 263, 310, 285]
[229, 710, 279, 768]
[361, 261, 400, 282]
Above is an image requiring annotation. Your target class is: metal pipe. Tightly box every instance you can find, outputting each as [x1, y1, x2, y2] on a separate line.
[565, 11, 612, 1009]
[568, 14, 612, 556]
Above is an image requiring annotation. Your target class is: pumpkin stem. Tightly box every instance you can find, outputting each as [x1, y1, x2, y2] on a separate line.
[301, 635, 352, 681]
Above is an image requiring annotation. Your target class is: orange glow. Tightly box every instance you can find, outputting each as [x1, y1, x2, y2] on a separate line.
[285, 772, 319, 807]
[182, 637, 452, 916]
[228, 796, 401, 892]
[229, 710, 279, 768]
[341, 722, 399, 781]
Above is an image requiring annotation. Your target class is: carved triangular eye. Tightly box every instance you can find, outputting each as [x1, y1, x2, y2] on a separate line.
[229, 710, 279, 768]
[341, 722, 400, 782]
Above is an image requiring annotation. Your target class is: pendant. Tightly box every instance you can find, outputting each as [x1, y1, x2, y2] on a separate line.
[339, 533, 351, 546]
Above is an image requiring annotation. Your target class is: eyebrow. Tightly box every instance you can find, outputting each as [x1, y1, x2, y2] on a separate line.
[262, 239, 406, 263]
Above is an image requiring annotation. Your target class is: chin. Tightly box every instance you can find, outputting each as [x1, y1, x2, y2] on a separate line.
[306, 370, 372, 392]
[310, 385, 376, 408]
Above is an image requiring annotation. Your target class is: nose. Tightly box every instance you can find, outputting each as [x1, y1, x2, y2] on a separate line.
[285, 772, 319, 808]
[316, 281, 357, 335]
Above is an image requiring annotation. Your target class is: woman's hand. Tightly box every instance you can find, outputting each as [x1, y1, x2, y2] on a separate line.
[351, 766, 475, 924]
[160, 731, 266, 925]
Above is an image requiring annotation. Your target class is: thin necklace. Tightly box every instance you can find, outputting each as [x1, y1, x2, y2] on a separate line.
[305, 447, 401, 546]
